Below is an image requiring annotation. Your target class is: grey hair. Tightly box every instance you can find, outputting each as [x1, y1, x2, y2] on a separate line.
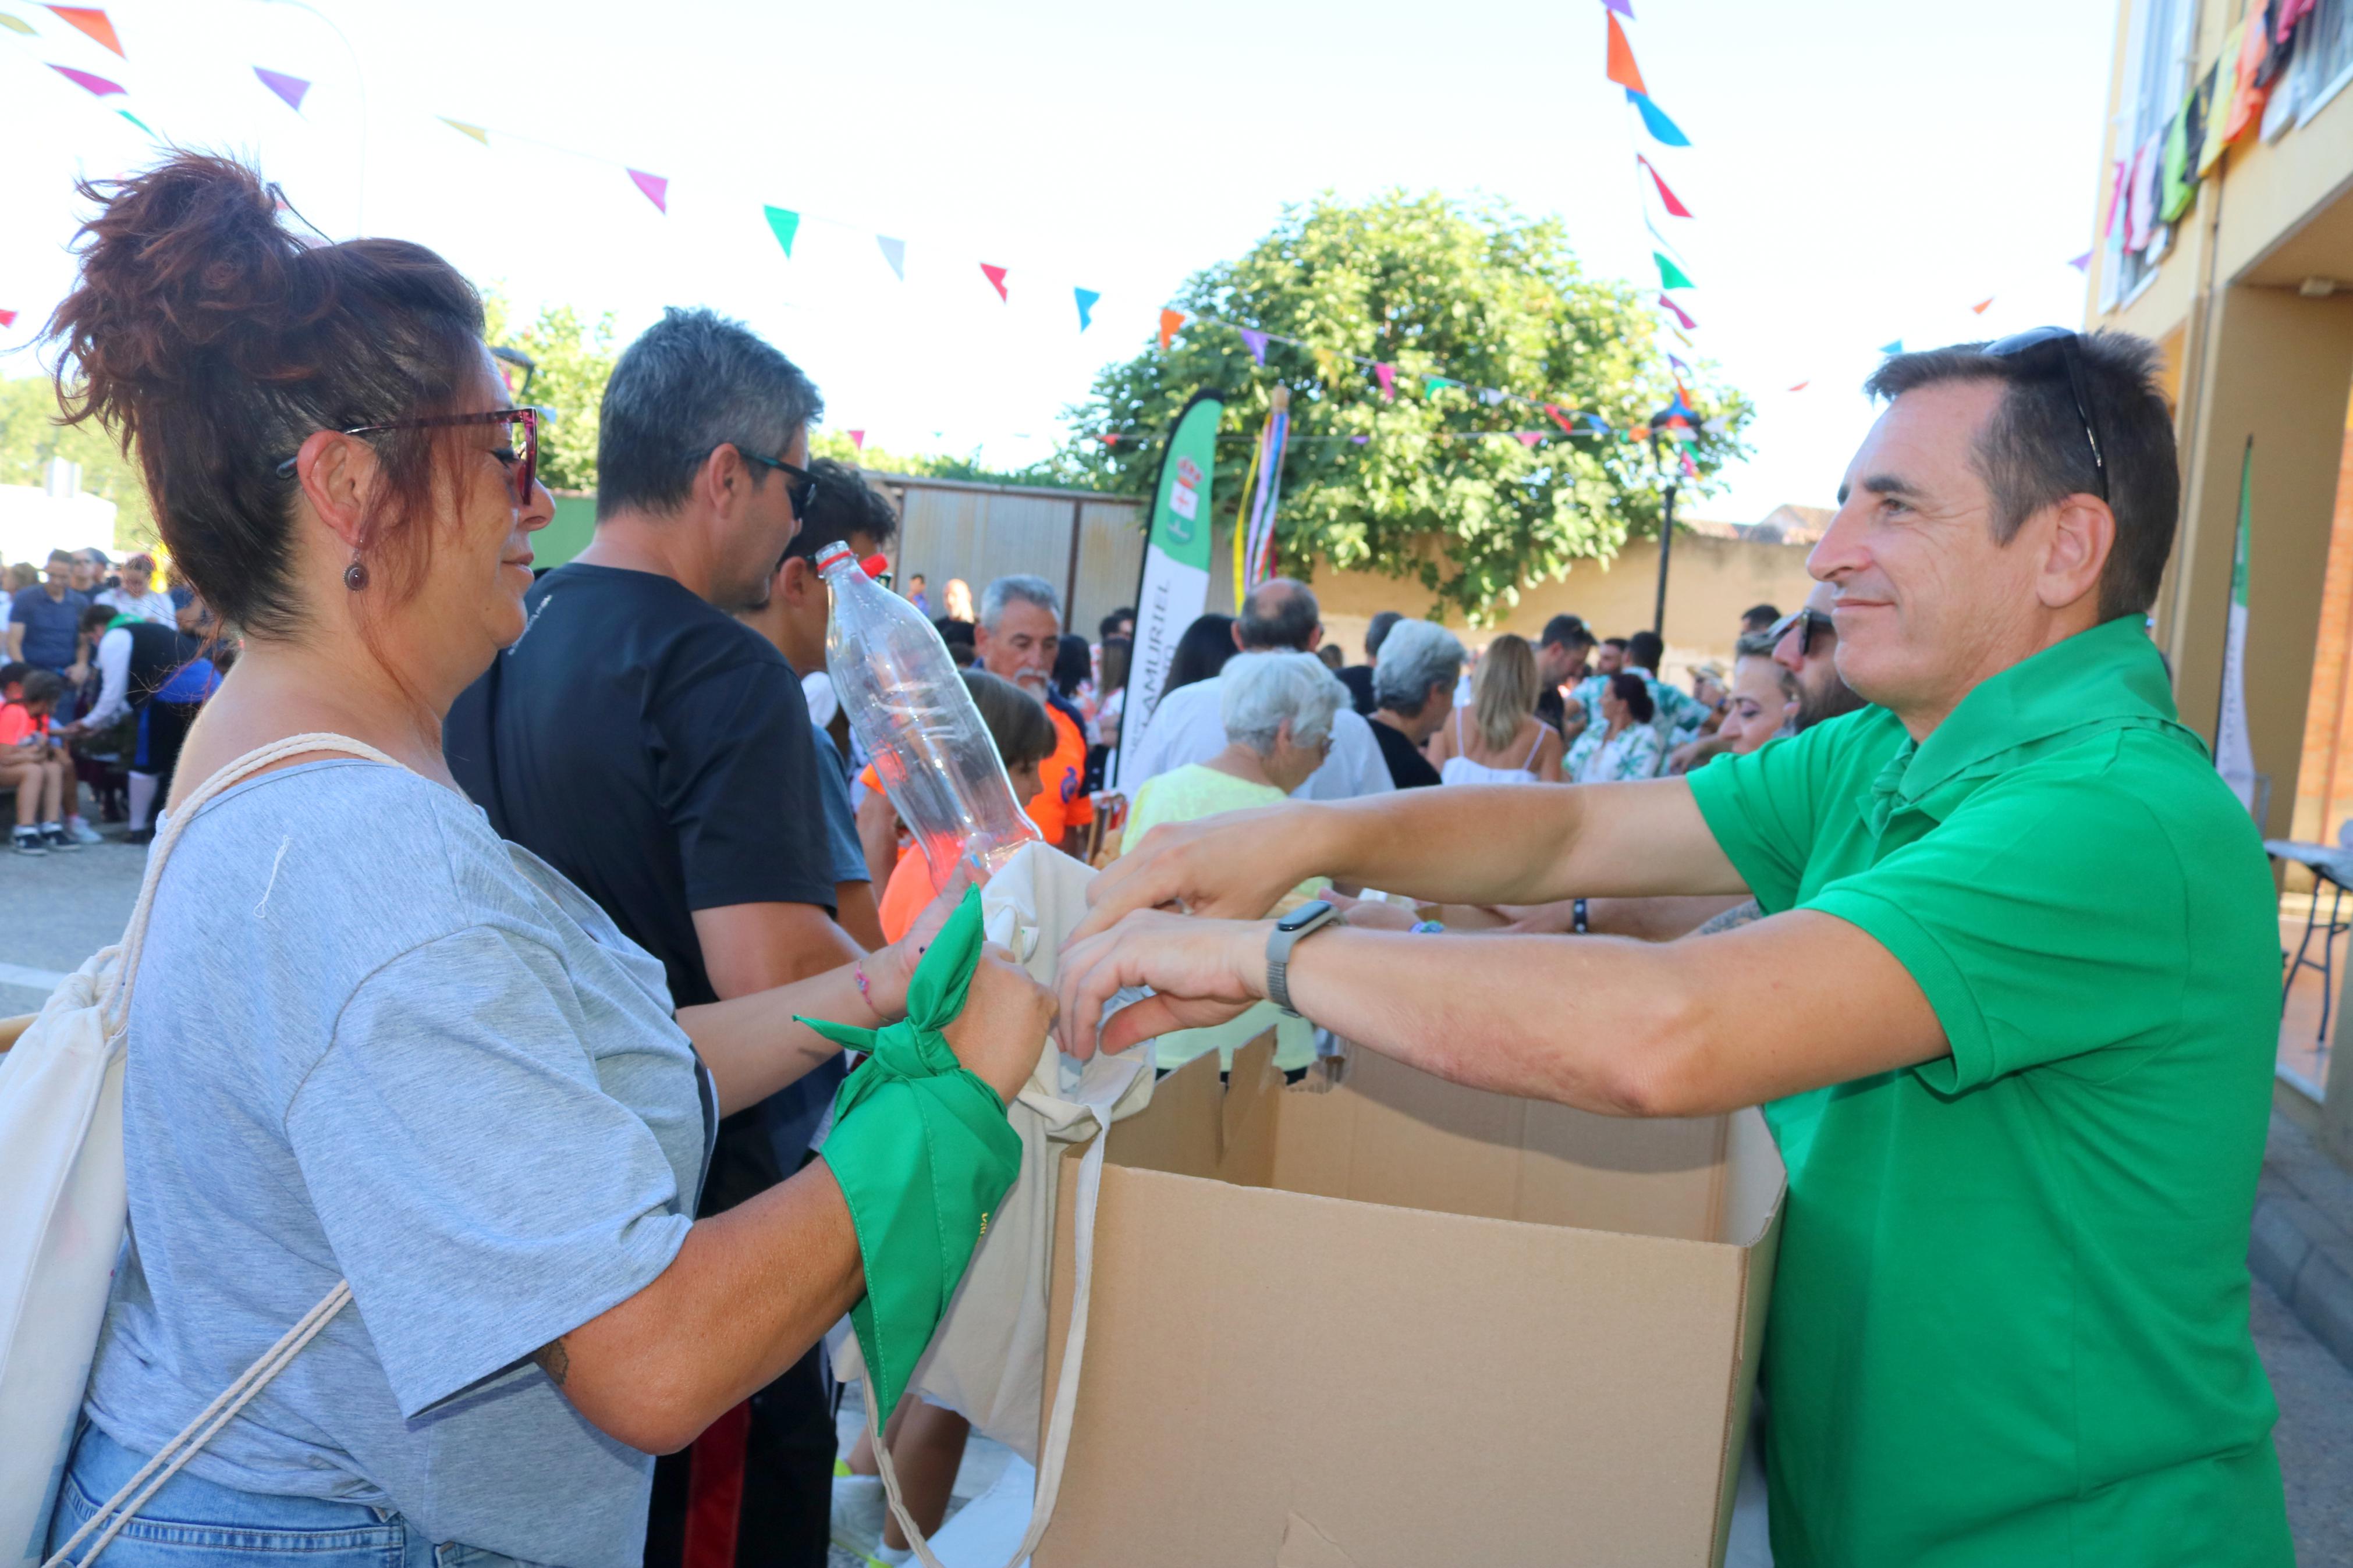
[1219, 650, 1348, 756]
[1374, 619, 1466, 714]
[1237, 577, 1321, 650]
[595, 307, 824, 521]
[979, 574, 1061, 630]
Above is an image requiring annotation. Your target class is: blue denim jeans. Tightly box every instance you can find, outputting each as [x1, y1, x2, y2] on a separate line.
[47, 1424, 523, 1568]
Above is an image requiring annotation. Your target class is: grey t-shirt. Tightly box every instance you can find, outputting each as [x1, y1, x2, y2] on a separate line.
[84, 760, 714, 1567]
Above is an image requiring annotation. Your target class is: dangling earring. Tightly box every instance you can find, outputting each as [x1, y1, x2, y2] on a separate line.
[345, 552, 368, 591]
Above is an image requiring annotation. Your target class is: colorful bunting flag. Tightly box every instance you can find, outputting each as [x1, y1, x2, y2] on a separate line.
[1879, 339, 1904, 354]
[1630, 424, 1652, 441]
[1680, 449, 1701, 479]
[1605, 12, 1647, 95]
[1655, 252, 1695, 290]
[1788, 381, 1809, 392]
[764, 206, 799, 257]
[1158, 308, 1184, 349]
[1657, 293, 1697, 330]
[45, 6, 122, 55]
[49, 63, 123, 95]
[1424, 375, 1460, 396]
[2068, 251, 2092, 272]
[1585, 413, 1610, 435]
[1375, 362, 1397, 400]
[117, 107, 151, 136]
[1702, 416, 1729, 435]
[439, 117, 489, 145]
[254, 67, 308, 112]
[1969, 297, 1993, 314]
[1312, 347, 1341, 381]
[868, 236, 907, 280]
[0, 15, 34, 33]
[1517, 431, 1543, 448]
[1637, 155, 1692, 218]
[627, 169, 667, 213]
[848, 430, 866, 453]
[1545, 404, 1575, 435]
[1074, 287, 1099, 331]
[979, 262, 1009, 302]
[1626, 88, 1689, 147]
[1239, 328, 1268, 364]
[0, 310, 16, 328]
[1668, 353, 1692, 375]
[1479, 387, 1505, 406]
[1602, 0, 1634, 15]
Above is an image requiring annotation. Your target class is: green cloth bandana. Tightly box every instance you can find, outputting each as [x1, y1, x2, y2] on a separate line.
[796, 887, 1023, 1417]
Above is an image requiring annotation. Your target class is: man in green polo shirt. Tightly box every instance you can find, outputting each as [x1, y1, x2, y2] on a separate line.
[1053, 329, 2293, 1566]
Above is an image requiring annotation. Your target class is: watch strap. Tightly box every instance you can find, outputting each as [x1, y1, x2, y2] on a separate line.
[1265, 901, 1339, 1016]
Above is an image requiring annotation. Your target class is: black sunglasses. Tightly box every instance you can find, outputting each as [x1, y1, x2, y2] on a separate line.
[725, 447, 820, 520]
[1767, 607, 1834, 653]
[1983, 327, 2108, 502]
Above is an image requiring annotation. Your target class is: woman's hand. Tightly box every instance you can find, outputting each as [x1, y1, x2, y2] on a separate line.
[944, 944, 1057, 1105]
[1055, 909, 1269, 1059]
[1070, 803, 1323, 944]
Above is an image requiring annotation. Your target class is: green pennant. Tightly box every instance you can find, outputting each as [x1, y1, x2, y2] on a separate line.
[1655, 251, 1695, 291]
[764, 205, 801, 259]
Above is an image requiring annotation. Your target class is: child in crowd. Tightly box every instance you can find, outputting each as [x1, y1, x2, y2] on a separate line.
[2, 668, 79, 854]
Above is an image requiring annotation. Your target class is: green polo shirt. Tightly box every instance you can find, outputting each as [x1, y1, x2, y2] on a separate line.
[1687, 616, 2291, 1568]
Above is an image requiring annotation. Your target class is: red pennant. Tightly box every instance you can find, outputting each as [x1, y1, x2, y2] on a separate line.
[1545, 404, 1575, 435]
[1099, 433, 1120, 446]
[49, 63, 123, 95]
[627, 169, 668, 213]
[1658, 293, 1697, 330]
[1637, 155, 1691, 218]
[979, 263, 1008, 302]
[1158, 308, 1185, 350]
[46, 6, 125, 56]
[1605, 12, 1647, 95]
[0, 310, 16, 328]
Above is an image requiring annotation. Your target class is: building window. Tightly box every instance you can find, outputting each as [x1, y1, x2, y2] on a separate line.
[2294, 0, 2353, 127]
[2104, 0, 2194, 310]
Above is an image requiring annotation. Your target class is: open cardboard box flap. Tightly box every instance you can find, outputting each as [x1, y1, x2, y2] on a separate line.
[1038, 1037, 1784, 1568]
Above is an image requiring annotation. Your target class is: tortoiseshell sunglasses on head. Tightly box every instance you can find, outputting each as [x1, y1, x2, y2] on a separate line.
[273, 408, 540, 502]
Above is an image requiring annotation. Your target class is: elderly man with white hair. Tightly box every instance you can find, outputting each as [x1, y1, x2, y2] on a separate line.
[1367, 619, 1466, 789]
[1120, 650, 1344, 1071]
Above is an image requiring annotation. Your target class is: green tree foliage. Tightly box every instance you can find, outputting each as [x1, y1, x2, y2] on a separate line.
[482, 292, 618, 494]
[808, 429, 1092, 491]
[1060, 191, 1750, 623]
[0, 373, 158, 552]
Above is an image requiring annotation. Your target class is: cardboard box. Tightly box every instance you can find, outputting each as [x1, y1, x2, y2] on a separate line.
[1038, 1038, 1784, 1567]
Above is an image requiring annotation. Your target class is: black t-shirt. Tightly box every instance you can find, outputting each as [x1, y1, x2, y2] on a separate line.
[443, 562, 837, 1012]
[1369, 714, 1442, 789]
[1337, 663, 1377, 717]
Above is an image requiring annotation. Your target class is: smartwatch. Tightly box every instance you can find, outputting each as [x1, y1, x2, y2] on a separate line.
[1265, 899, 1340, 1017]
[1572, 897, 1590, 935]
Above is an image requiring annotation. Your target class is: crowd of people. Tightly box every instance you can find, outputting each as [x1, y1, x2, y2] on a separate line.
[3, 145, 2299, 1568]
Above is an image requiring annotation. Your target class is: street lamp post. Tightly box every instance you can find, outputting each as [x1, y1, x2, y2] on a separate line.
[1649, 429, 1678, 638]
[257, 0, 367, 236]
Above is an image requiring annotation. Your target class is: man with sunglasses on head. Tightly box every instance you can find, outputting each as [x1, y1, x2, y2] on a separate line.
[446, 307, 851, 1568]
[1060, 329, 2293, 1566]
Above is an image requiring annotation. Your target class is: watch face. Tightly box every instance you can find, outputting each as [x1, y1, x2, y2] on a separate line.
[1279, 899, 1333, 931]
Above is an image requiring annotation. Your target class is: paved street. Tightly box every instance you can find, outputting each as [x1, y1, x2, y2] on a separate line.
[7, 836, 2353, 1560]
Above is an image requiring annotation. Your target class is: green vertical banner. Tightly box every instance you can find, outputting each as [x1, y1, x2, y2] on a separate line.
[1115, 390, 1223, 788]
[2216, 438, 2258, 813]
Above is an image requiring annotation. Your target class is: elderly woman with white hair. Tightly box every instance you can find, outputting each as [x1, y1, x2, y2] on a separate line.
[1119, 650, 1343, 1071]
[1367, 618, 1466, 789]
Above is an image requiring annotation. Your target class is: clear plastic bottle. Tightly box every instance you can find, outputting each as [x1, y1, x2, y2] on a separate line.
[818, 542, 1042, 888]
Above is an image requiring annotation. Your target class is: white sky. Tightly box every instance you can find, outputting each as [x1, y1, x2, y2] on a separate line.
[0, 0, 2117, 522]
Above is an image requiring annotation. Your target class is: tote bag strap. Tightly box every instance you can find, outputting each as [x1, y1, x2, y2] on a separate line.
[57, 733, 396, 1566]
[104, 732, 403, 1034]
[869, 1075, 1134, 1568]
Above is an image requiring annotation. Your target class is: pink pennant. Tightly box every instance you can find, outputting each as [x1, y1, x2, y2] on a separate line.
[0, 309, 16, 328]
[1637, 154, 1692, 218]
[253, 67, 308, 112]
[627, 169, 668, 213]
[1517, 431, 1543, 448]
[1375, 362, 1396, 401]
[848, 429, 866, 453]
[1680, 449, 1701, 479]
[979, 263, 1008, 302]
[1658, 293, 1697, 330]
[49, 63, 124, 96]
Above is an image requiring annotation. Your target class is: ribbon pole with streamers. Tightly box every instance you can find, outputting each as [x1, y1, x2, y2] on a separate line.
[1240, 386, 1290, 596]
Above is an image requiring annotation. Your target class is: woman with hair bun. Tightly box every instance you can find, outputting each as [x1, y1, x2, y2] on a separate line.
[40, 154, 1048, 1567]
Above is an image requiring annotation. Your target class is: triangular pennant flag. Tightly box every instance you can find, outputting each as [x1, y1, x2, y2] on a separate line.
[877, 236, 907, 280]
[1099, 433, 1120, 447]
[1637, 155, 1692, 218]
[1879, 339, 1904, 355]
[0, 15, 34, 33]
[1239, 328, 1268, 364]
[1626, 88, 1690, 147]
[254, 67, 308, 112]
[847, 430, 866, 453]
[2068, 251, 2092, 272]
[1670, 326, 1694, 349]
[439, 116, 489, 145]
[1479, 387, 1505, 407]
[117, 107, 152, 136]
[764, 206, 800, 257]
[1702, 416, 1730, 435]
[1605, 12, 1647, 95]
[1668, 353, 1693, 375]
[1630, 424, 1652, 441]
[1517, 431, 1543, 448]
[979, 263, 1009, 302]
[1969, 296, 1993, 314]
[1657, 293, 1697, 330]
[1158, 307, 1184, 350]
[1602, 0, 1633, 14]
[627, 169, 668, 213]
[1312, 347, 1341, 380]
[1680, 449, 1701, 479]
[1424, 375, 1459, 396]
[1585, 413, 1610, 435]
[1546, 405, 1575, 435]
[1788, 381, 1810, 392]
[1073, 287, 1099, 331]
[45, 6, 122, 56]
[1375, 362, 1397, 400]
[1655, 252, 1695, 290]
[49, 63, 123, 95]
[0, 310, 16, 328]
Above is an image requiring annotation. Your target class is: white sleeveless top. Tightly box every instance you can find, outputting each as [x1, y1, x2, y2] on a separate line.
[1440, 710, 1546, 785]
